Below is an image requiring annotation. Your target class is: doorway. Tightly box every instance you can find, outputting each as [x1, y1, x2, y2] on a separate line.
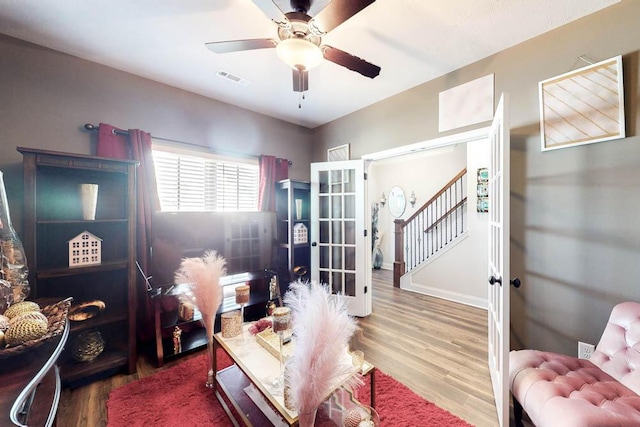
[362, 127, 491, 307]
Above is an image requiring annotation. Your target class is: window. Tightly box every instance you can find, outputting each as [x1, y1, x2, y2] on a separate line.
[152, 142, 259, 212]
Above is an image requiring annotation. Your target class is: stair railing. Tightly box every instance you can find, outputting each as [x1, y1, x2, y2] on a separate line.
[393, 168, 467, 287]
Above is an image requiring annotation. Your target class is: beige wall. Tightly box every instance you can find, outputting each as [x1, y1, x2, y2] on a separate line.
[2, 1, 640, 356]
[0, 35, 314, 231]
[312, 1, 640, 356]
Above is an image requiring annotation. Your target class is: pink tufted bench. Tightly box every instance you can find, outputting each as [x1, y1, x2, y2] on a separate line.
[509, 301, 640, 427]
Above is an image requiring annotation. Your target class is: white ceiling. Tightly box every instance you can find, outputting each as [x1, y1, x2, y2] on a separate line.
[0, 0, 620, 129]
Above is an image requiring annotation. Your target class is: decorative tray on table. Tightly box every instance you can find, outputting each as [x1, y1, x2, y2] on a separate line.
[255, 327, 295, 360]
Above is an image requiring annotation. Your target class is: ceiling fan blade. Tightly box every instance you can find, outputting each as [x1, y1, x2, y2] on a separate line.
[251, 0, 290, 27]
[292, 67, 309, 92]
[322, 45, 381, 78]
[205, 39, 277, 53]
[310, 0, 376, 34]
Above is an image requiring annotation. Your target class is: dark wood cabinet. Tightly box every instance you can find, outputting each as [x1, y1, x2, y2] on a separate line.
[276, 179, 311, 284]
[18, 147, 138, 386]
[151, 271, 272, 367]
[147, 211, 278, 367]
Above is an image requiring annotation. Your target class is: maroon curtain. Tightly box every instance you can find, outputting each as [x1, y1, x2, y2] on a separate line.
[96, 123, 159, 342]
[258, 156, 289, 211]
[258, 155, 276, 212]
[276, 158, 289, 181]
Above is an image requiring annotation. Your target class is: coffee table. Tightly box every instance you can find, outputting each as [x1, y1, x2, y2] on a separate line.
[213, 325, 375, 426]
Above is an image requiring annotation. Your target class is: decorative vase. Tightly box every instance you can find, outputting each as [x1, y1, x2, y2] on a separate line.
[0, 171, 30, 309]
[78, 183, 99, 220]
[205, 336, 215, 388]
[298, 408, 318, 427]
[372, 247, 383, 270]
[201, 313, 215, 388]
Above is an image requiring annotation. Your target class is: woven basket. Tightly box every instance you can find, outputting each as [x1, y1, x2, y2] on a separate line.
[72, 329, 105, 362]
[0, 297, 72, 359]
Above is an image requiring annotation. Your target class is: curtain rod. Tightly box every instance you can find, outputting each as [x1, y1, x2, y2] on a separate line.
[83, 123, 292, 165]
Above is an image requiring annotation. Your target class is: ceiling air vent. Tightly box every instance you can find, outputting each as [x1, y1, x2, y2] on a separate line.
[216, 70, 250, 87]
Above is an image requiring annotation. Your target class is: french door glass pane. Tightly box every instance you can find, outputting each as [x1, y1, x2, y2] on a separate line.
[332, 246, 343, 269]
[319, 195, 329, 219]
[332, 271, 342, 294]
[319, 171, 329, 194]
[344, 169, 355, 193]
[332, 220, 342, 244]
[331, 195, 342, 218]
[320, 245, 329, 269]
[345, 272, 356, 297]
[345, 247, 356, 270]
[320, 270, 329, 285]
[344, 195, 355, 218]
[331, 171, 343, 193]
[320, 220, 329, 243]
[345, 221, 355, 244]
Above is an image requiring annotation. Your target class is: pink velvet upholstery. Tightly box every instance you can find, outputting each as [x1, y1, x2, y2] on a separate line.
[509, 302, 640, 427]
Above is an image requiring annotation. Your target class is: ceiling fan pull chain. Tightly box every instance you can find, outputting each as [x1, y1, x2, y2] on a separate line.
[298, 70, 303, 108]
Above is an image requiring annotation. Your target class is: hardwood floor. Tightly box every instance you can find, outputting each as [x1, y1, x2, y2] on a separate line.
[57, 269, 500, 426]
[361, 269, 498, 427]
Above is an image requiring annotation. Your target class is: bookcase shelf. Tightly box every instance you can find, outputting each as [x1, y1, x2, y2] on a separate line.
[275, 179, 311, 284]
[19, 147, 138, 387]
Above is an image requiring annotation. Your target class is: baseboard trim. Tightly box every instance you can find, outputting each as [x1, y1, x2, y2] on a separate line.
[401, 281, 487, 310]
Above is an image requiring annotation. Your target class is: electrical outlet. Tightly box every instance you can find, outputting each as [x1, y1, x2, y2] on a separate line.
[578, 341, 595, 360]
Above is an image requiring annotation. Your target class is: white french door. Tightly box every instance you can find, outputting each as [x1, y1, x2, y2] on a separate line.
[310, 160, 371, 317]
[487, 93, 511, 427]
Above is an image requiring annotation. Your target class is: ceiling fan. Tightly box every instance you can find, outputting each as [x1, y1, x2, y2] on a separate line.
[205, 0, 381, 95]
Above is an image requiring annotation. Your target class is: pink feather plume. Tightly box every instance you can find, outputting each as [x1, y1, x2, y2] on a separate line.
[284, 280, 363, 415]
[174, 250, 227, 334]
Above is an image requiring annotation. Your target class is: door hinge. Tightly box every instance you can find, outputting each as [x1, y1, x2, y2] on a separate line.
[364, 229, 367, 237]
[364, 172, 368, 180]
[364, 286, 368, 294]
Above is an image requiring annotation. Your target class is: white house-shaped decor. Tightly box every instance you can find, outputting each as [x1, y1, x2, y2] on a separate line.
[293, 222, 308, 245]
[69, 230, 102, 267]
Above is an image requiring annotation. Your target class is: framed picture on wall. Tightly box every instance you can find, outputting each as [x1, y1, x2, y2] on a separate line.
[539, 55, 625, 151]
[327, 144, 350, 162]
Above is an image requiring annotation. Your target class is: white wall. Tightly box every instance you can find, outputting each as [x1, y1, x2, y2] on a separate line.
[368, 144, 467, 270]
[402, 138, 490, 308]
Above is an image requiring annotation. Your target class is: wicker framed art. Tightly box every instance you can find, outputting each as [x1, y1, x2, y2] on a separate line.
[539, 55, 625, 151]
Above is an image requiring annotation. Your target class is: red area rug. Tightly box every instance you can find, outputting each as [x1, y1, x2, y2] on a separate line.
[107, 349, 473, 426]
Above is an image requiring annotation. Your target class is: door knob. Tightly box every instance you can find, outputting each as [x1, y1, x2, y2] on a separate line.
[489, 276, 502, 286]
[510, 278, 521, 288]
[311, 242, 317, 247]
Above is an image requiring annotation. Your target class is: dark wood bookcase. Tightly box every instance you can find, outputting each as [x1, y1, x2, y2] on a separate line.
[18, 147, 138, 386]
[276, 179, 311, 284]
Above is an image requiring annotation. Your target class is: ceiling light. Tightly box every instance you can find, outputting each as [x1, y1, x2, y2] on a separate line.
[276, 38, 323, 71]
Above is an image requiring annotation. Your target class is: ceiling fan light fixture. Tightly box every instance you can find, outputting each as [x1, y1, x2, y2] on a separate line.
[276, 38, 323, 70]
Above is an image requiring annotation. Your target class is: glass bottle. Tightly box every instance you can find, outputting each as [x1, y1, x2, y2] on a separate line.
[0, 171, 30, 308]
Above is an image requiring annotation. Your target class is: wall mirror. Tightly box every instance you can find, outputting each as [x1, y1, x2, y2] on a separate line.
[388, 186, 406, 218]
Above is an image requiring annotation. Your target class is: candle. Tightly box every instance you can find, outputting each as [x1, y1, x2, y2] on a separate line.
[235, 284, 250, 305]
[272, 306, 291, 332]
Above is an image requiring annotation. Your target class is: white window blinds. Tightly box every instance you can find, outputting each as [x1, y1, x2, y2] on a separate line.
[152, 144, 259, 212]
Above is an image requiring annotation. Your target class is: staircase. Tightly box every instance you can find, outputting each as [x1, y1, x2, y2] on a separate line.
[393, 168, 468, 287]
